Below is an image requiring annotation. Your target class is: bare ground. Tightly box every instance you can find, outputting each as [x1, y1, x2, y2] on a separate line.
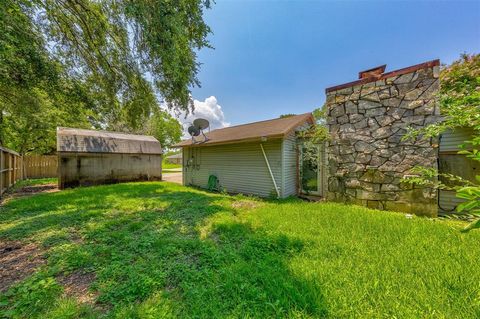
[57, 271, 97, 305]
[12, 183, 58, 198]
[0, 240, 45, 292]
[162, 172, 182, 184]
[1, 183, 58, 205]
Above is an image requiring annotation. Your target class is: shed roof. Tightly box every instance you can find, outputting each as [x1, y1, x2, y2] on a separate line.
[174, 113, 314, 148]
[57, 127, 162, 154]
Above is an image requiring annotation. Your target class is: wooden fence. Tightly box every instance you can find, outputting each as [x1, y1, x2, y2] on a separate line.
[23, 155, 58, 179]
[0, 147, 24, 196]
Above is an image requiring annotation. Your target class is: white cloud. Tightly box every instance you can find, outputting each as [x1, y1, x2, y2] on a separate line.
[177, 96, 230, 138]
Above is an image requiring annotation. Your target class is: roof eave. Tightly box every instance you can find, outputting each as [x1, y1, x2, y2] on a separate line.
[173, 134, 286, 148]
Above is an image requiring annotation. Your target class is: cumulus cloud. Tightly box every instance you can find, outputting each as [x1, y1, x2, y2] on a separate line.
[177, 96, 230, 138]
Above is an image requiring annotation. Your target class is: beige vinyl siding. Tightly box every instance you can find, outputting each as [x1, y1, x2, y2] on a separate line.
[183, 139, 284, 198]
[282, 131, 298, 197]
[439, 128, 474, 153]
[438, 190, 461, 213]
[438, 127, 476, 213]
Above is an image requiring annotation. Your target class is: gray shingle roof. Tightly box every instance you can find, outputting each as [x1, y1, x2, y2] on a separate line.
[57, 127, 162, 154]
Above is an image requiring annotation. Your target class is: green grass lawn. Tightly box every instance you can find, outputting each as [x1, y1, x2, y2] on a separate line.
[11, 178, 57, 190]
[0, 181, 479, 318]
[162, 162, 181, 170]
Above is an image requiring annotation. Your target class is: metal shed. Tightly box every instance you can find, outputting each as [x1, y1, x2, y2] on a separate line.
[57, 127, 162, 189]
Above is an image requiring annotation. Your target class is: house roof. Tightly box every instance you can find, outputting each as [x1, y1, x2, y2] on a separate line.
[167, 153, 182, 159]
[174, 113, 314, 148]
[57, 127, 162, 154]
[325, 59, 440, 93]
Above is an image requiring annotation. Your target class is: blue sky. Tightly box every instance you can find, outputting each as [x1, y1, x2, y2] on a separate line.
[188, 0, 480, 128]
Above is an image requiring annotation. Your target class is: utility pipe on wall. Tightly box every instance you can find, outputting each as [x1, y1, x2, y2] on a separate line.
[260, 143, 280, 198]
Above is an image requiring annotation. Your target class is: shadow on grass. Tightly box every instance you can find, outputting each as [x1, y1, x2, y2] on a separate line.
[0, 182, 326, 318]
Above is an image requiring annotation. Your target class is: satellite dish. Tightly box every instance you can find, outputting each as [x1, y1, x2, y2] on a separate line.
[188, 125, 200, 137]
[193, 118, 210, 130]
[188, 118, 210, 144]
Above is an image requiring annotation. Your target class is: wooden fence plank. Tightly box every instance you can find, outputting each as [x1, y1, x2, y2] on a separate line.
[23, 155, 58, 179]
[0, 147, 23, 197]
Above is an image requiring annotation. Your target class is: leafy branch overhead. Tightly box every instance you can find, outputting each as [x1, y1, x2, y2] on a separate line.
[41, 0, 212, 114]
[0, 0, 212, 153]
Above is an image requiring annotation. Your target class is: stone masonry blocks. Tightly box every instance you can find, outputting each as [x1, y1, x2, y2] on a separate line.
[326, 65, 440, 217]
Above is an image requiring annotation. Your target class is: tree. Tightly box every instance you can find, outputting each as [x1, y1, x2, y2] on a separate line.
[404, 54, 480, 231]
[1, 0, 212, 153]
[143, 110, 183, 150]
[37, 0, 212, 118]
[0, 0, 92, 153]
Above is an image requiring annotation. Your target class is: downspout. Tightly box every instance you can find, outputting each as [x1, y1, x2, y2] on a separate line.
[260, 143, 280, 198]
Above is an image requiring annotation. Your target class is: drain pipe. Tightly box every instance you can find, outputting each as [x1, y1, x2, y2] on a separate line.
[260, 143, 280, 198]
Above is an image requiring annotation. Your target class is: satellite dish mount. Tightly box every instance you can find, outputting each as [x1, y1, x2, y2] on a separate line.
[188, 118, 210, 143]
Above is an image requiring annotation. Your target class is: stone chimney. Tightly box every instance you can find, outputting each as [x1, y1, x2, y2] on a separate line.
[324, 59, 441, 217]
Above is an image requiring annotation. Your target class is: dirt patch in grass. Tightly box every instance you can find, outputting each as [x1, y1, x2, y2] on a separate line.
[57, 271, 97, 305]
[1, 183, 59, 205]
[231, 200, 260, 210]
[0, 240, 45, 292]
[14, 184, 58, 197]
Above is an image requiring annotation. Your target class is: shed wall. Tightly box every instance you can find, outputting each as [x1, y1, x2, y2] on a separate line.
[58, 153, 162, 189]
[182, 140, 284, 198]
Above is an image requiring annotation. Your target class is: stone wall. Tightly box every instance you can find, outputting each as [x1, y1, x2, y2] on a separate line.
[325, 61, 440, 216]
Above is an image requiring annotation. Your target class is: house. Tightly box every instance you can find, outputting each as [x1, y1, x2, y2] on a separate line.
[166, 153, 182, 165]
[175, 59, 476, 217]
[174, 113, 320, 198]
[57, 127, 162, 189]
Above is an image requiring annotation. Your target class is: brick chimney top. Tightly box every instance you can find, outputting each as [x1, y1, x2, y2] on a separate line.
[358, 65, 386, 79]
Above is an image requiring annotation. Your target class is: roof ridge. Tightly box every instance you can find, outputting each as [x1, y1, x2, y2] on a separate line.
[207, 113, 311, 132]
[57, 127, 157, 140]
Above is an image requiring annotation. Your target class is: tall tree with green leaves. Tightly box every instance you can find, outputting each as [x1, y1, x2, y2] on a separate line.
[1, 0, 212, 153]
[143, 110, 183, 150]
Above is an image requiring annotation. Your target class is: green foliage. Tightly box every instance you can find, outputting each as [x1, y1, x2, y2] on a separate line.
[1, 182, 479, 317]
[279, 114, 296, 118]
[404, 54, 480, 231]
[406, 54, 480, 231]
[1, 272, 62, 317]
[0, 0, 92, 153]
[0, 0, 212, 153]
[163, 162, 182, 170]
[144, 110, 182, 149]
[405, 54, 480, 139]
[297, 106, 329, 176]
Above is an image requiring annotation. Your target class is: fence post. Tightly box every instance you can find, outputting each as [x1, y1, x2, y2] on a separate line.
[0, 150, 3, 195]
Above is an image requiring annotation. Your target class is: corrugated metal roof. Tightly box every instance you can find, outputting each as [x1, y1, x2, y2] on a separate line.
[174, 113, 314, 148]
[57, 127, 162, 154]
